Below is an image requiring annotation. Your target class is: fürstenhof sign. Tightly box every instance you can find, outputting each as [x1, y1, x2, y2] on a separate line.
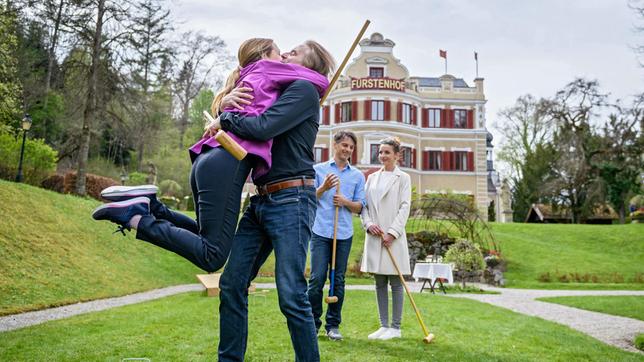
[350, 77, 405, 92]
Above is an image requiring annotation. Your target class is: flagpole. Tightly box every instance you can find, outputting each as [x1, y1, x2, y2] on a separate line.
[445, 57, 447, 74]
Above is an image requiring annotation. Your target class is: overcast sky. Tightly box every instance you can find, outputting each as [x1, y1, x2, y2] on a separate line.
[169, 0, 642, 147]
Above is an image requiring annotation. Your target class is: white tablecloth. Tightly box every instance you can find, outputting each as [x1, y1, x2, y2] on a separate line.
[412, 263, 454, 284]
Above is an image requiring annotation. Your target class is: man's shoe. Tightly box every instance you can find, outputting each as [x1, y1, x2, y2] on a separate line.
[378, 328, 401, 340]
[92, 197, 150, 234]
[100, 185, 158, 202]
[367, 327, 388, 340]
[326, 329, 343, 341]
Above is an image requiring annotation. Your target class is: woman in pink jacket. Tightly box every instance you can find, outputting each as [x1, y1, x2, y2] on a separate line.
[92, 38, 334, 272]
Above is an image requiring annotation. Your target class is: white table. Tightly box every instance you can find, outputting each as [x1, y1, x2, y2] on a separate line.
[412, 263, 454, 294]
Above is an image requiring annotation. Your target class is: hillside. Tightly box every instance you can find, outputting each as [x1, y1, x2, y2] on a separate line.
[0, 180, 200, 315]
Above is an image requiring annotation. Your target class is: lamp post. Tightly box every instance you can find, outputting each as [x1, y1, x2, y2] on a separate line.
[15, 114, 32, 183]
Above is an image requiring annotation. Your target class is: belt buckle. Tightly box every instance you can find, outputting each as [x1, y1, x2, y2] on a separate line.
[256, 185, 268, 196]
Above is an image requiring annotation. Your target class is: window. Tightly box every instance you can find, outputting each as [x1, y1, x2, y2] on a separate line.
[371, 100, 384, 121]
[314, 147, 324, 163]
[340, 102, 352, 122]
[400, 147, 413, 168]
[369, 67, 384, 78]
[454, 151, 468, 171]
[341, 102, 352, 122]
[428, 151, 441, 170]
[402, 104, 412, 124]
[454, 110, 467, 128]
[428, 109, 441, 128]
[370, 144, 380, 164]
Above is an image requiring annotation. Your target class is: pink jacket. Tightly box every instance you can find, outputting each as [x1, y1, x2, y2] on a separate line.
[189, 60, 329, 178]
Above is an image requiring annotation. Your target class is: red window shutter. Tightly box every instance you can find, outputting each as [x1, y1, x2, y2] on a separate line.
[334, 104, 341, 123]
[442, 151, 450, 171]
[411, 106, 417, 125]
[467, 110, 474, 129]
[422, 109, 429, 128]
[323, 106, 330, 125]
[447, 109, 454, 128]
[351, 101, 358, 121]
[322, 148, 329, 162]
[351, 147, 358, 164]
[440, 109, 447, 128]
[451, 152, 456, 170]
[422, 151, 429, 170]
[364, 100, 371, 120]
[384, 100, 391, 120]
[412, 148, 417, 168]
[468, 151, 474, 171]
[396, 102, 403, 122]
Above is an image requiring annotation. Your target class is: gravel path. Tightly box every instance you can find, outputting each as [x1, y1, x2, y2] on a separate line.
[2, 282, 643, 354]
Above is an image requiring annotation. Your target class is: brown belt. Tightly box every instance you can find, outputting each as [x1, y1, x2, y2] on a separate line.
[256, 178, 314, 196]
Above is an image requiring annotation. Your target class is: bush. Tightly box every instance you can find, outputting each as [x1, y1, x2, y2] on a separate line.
[444, 239, 485, 288]
[159, 179, 183, 198]
[61, 171, 119, 200]
[635, 334, 644, 351]
[0, 130, 57, 186]
[126, 172, 148, 186]
[41, 174, 65, 193]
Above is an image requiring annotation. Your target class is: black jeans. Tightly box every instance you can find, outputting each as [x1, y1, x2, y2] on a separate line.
[136, 147, 253, 272]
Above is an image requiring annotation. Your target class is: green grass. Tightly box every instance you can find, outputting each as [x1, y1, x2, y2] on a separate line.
[1, 290, 642, 361]
[490, 222, 644, 289]
[536, 296, 644, 321]
[0, 180, 200, 315]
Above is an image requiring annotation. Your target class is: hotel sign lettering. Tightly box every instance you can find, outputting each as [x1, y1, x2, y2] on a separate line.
[350, 77, 406, 92]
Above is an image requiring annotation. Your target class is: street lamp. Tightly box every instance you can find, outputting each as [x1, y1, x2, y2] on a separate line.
[15, 114, 32, 183]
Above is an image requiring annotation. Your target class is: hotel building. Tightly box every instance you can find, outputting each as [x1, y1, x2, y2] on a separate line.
[315, 32, 500, 219]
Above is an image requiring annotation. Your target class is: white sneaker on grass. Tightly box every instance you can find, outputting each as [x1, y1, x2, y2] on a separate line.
[378, 328, 401, 340]
[367, 327, 389, 340]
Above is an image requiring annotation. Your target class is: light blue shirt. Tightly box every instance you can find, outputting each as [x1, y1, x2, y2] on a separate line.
[312, 160, 366, 239]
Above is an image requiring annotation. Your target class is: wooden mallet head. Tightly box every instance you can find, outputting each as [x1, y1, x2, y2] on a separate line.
[324, 296, 338, 304]
[423, 333, 435, 344]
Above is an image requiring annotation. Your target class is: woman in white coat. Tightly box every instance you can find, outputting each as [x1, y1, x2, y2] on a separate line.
[360, 137, 412, 340]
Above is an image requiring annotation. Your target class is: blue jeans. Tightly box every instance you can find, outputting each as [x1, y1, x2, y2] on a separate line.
[218, 185, 319, 362]
[307, 233, 352, 332]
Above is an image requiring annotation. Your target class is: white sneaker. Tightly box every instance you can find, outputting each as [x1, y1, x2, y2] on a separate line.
[367, 327, 389, 340]
[378, 328, 401, 340]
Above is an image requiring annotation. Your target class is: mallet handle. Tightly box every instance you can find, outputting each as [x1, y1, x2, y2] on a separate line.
[203, 110, 247, 161]
[319, 19, 371, 106]
[384, 245, 431, 337]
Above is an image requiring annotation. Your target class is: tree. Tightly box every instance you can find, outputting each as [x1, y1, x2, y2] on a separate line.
[70, 0, 134, 195]
[0, 3, 22, 127]
[596, 94, 644, 223]
[173, 31, 229, 148]
[125, 0, 173, 169]
[495, 94, 555, 221]
[545, 78, 607, 223]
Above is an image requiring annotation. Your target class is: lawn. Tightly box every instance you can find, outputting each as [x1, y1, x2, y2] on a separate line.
[2, 180, 643, 317]
[1, 290, 642, 361]
[490, 222, 644, 289]
[537, 295, 644, 321]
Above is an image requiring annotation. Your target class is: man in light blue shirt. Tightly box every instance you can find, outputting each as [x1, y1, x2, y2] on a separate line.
[307, 131, 366, 341]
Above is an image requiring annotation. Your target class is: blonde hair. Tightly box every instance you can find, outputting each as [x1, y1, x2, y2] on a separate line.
[380, 136, 401, 153]
[303, 40, 336, 78]
[211, 38, 275, 115]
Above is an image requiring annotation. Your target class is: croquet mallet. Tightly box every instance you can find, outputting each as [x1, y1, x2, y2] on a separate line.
[383, 240, 435, 344]
[325, 182, 341, 304]
[212, 19, 371, 160]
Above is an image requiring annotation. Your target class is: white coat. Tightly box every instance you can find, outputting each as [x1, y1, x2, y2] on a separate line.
[360, 166, 412, 275]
